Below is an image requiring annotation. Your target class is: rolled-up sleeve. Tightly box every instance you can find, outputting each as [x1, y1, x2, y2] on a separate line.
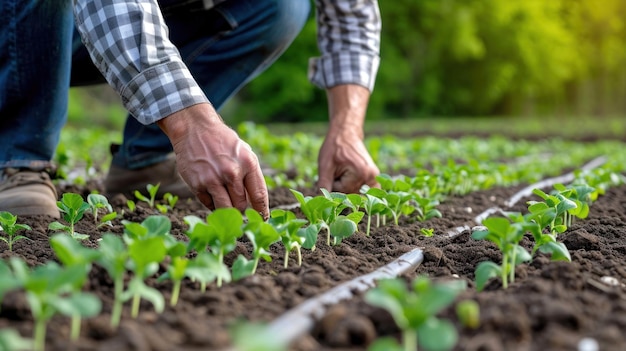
[74, 0, 209, 125]
[309, 0, 381, 92]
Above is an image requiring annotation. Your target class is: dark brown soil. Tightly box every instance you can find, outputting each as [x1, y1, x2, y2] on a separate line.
[1, 172, 626, 350]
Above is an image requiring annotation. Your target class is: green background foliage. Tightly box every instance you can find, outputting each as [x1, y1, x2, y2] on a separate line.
[69, 0, 626, 127]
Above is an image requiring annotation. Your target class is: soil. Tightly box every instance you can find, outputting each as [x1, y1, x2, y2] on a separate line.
[1, 165, 626, 351]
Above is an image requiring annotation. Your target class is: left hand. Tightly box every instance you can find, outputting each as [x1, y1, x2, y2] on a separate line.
[317, 128, 379, 194]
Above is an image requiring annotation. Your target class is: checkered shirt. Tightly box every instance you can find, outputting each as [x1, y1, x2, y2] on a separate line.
[73, 0, 381, 125]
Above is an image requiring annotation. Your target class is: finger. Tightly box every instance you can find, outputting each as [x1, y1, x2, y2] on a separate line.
[244, 169, 269, 220]
[317, 162, 335, 192]
[226, 176, 248, 212]
[196, 192, 215, 211]
[209, 186, 233, 209]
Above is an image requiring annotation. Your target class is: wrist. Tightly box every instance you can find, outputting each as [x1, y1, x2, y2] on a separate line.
[157, 103, 222, 143]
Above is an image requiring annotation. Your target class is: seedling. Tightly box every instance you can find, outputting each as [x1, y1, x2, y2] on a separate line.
[268, 209, 307, 267]
[157, 256, 188, 306]
[456, 300, 480, 329]
[121, 216, 170, 318]
[185, 251, 231, 292]
[527, 188, 577, 236]
[50, 234, 101, 340]
[95, 234, 128, 327]
[86, 193, 117, 227]
[243, 208, 281, 274]
[472, 217, 532, 291]
[360, 192, 388, 236]
[365, 276, 466, 351]
[506, 211, 571, 262]
[413, 195, 442, 222]
[320, 189, 365, 245]
[291, 189, 363, 248]
[9, 258, 101, 351]
[126, 200, 136, 212]
[553, 183, 595, 226]
[164, 192, 179, 209]
[420, 228, 435, 237]
[48, 192, 90, 240]
[134, 183, 160, 208]
[0, 211, 31, 251]
[184, 208, 243, 287]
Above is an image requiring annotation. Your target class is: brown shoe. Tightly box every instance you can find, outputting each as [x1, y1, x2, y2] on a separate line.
[104, 153, 195, 199]
[0, 168, 59, 218]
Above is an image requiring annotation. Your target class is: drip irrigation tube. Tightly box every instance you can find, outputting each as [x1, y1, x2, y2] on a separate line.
[222, 248, 424, 350]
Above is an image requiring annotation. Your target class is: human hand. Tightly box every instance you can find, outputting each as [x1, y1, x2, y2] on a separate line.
[157, 103, 269, 219]
[317, 129, 379, 194]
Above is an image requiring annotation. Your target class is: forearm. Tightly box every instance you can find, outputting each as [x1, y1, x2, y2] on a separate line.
[309, 0, 381, 91]
[326, 84, 371, 139]
[73, 0, 208, 124]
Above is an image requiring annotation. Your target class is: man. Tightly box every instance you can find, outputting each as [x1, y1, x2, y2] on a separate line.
[0, 0, 380, 219]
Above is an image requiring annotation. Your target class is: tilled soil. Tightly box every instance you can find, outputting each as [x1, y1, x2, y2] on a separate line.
[1, 177, 625, 351]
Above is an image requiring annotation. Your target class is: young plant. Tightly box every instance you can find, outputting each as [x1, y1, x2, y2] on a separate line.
[0, 211, 31, 251]
[48, 193, 91, 240]
[360, 192, 388, 236]
[472, 217, 532, 291]
[320, 189, 365, 245]
[95, 234, 129, 328]
[413, 195, 442, 222]
[553, 183, 595, 226]
[243, 208, 281, 275]
[289, 189, 330, 250]
[49, 234, 101, 341]
[86, 193, 117, 228]
[365, 276, 466, 351]
[506, 211, 571, 262]
[184, 208, 244, 287]
[527, 188, 577, 236]
[9, 258, 101, 351]
[134, 183, 160, 208]
[186, 251, 232, 292]
[268, 209, 307, 268]
[121, 215, 169, 318]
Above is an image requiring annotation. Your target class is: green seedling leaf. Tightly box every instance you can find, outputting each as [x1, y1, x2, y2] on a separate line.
[96, 234, 127, 328]
[417, 318, 458, 351]
[52, 193, 91, 240]
[245, 208, 281, 274]
[232, 255, 255, 281]
[474, 261, 501, 292]
[50, 234, 101, 266]
[329, 216, 358, 246]
[367, 337, 403, 351]
[365, 276, 465, 351]
[0, 328, 33, 351]
[230, 321, 288, 351]
[186, 252, 231, 290]
[299, 223, 320, 250]
[0, 211, 32, 251]
[456, 300, 480, 329]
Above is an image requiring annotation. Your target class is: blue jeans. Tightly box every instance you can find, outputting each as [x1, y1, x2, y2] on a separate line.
[0, 0, 310, 171]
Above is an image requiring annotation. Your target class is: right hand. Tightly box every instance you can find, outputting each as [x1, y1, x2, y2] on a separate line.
[157, 103, 269, 219]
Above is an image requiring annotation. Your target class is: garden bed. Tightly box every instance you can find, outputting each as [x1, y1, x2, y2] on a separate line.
[1, 180, 625, 350]
[1, 130, 626, 350]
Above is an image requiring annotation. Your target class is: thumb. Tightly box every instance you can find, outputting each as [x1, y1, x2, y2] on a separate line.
[317, 160, 335, 192]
